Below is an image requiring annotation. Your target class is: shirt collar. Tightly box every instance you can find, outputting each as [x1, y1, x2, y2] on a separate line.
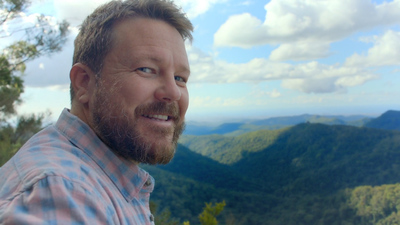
[55, 108, 154, 202]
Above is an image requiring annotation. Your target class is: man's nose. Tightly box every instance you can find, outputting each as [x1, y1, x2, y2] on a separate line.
[154, 75, 181, 103]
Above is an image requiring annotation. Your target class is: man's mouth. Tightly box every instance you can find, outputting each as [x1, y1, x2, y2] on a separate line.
[143, 114, 170, 121]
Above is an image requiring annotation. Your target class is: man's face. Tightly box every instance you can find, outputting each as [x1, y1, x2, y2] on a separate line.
[90, 18, 190, 164]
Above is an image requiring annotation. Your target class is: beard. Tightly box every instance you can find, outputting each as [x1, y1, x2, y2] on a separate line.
[91, 86, 185, 165]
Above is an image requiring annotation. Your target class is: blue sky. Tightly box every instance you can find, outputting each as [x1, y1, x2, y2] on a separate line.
[4, 0, 400, 122]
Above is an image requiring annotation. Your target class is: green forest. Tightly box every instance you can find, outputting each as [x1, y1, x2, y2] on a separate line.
[141, 113, 400, 224]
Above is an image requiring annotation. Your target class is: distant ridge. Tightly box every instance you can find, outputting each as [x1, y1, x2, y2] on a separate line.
[184, 113, 372, 136]
[364, 110, 400, 131]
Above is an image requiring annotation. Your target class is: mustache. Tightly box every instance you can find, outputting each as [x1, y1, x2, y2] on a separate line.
[134, 102, 181, 121]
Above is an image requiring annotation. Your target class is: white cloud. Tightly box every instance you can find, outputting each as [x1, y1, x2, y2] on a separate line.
[187, 46, 378, 94]
[249, 86, 282, 98]
[269, 42, 331, 61]
[335, 74, 378, 87]
[214, 0, 400, 60]
[174, 0, 227, 19]
[213, 13, 266, 48]
[54, 0, 108, 26]
[345, 30, 400, 67]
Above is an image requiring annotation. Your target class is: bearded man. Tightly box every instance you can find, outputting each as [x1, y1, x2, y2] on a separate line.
[0, 0, 193, 224]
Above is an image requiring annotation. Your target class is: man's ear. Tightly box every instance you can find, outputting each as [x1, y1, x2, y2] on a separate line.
[70, 63, 96, 104]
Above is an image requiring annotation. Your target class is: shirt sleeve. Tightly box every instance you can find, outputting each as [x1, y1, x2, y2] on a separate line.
[1, 175, 116, 225]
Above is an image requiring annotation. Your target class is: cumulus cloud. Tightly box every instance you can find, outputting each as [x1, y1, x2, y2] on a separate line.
[214, 0, 400, 61]
[269, 42, 331, 61]
[187, 46, 379, 94]
[345, 30, 400, 67]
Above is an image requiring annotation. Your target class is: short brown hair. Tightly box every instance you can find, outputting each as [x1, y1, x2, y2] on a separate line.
[70, 0, 193, 101]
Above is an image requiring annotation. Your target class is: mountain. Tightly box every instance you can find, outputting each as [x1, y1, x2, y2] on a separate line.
[184, 114, 373, 136]
[233, 123, 400, 195]
[179, 128, 287, 164]
[183, 123, 214, 136]
[364, 110, 400, 131]
[209, 123, 243, 135]
[144, 121, 400, 224]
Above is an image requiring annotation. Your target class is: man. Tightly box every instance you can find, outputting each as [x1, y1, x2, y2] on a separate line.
[0, 0, 193, 224]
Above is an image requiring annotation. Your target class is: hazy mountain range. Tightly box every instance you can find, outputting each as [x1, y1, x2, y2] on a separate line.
[184, 113, 376, 136]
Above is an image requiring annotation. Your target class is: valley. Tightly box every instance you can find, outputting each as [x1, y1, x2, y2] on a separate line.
[142, 110, 400, 224]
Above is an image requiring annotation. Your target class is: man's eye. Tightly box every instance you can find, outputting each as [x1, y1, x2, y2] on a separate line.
[137, 67, 152, 73]
[174, 76, 186, 83]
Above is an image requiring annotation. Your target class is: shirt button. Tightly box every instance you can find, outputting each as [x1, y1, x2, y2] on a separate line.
[144, 179, 152, 187]
[149, 214, 154, 222]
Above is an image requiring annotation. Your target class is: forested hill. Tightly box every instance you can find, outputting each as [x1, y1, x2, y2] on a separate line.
[233, 123, 400, 195]
[144, 115, 400, 224]
[179, 128, 287, 164]
[364, 110, 400, 131]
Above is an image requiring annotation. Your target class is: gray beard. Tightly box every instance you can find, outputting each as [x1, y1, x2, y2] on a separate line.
[91, 89, 185, 165]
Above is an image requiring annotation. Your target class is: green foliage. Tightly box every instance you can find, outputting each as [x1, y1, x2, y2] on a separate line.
[0, 113, 45, 166]
[198, 201, 226, 225]
[348, 184, 400, 224]
[151, 200, 229, 225]
[0, 0, 69, 118]
[0, 0, 29, 17]
[150, 201, 180, 225]
[0, 54, 23, 116]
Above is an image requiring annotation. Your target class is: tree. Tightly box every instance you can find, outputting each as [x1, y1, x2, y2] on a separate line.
[0, 112, 45, 165]
[150, 201, 180, 225]
[182, 201, 226, 225]
[1, 0, 69, 119]
[0, 0, 69, 165]
[198, 201, 226, 225]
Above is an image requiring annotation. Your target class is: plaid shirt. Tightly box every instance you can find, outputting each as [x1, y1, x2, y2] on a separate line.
[0, 109, 155, 225]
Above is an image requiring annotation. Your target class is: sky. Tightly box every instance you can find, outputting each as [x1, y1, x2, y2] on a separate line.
[3, 0, 400, 123]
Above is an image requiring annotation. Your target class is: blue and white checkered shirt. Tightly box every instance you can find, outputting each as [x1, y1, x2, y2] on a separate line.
[0, 108, 155, 224]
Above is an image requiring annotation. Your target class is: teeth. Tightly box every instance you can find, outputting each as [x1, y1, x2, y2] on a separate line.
[144, 114, 168, 121]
